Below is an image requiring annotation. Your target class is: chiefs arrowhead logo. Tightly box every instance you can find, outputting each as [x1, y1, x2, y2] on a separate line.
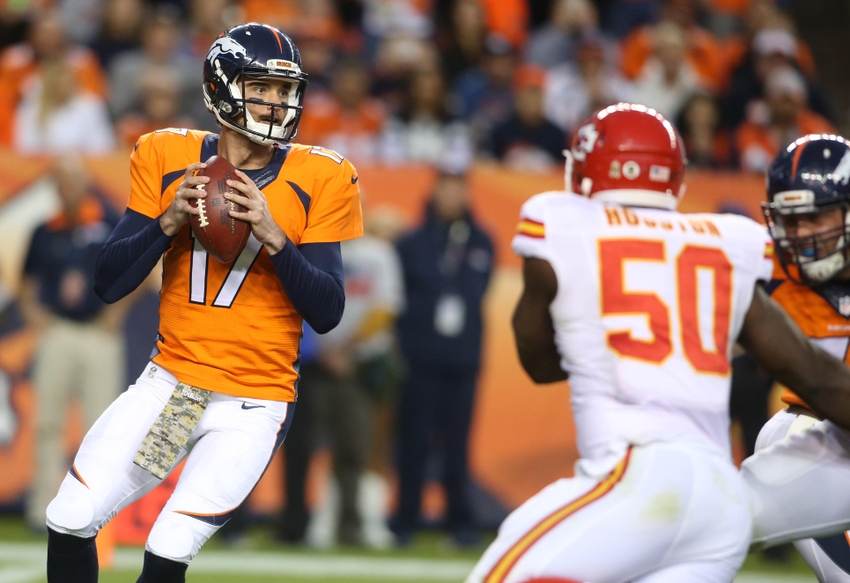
[572, 123, 599, 162]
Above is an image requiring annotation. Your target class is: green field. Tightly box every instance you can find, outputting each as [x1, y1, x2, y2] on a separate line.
[0, 517, 817, 582]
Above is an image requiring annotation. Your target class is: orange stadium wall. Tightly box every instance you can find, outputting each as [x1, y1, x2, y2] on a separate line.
[0, 150, 767, 540]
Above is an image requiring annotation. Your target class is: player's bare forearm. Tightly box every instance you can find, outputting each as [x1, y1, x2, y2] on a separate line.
[739, 286, 850, 430]
[513, 257, 568, 383]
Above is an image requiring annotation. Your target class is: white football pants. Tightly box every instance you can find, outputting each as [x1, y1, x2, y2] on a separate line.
[743, 408, 850, 582]
[45, 362, 293, 563]
[466, 441, 751, 583]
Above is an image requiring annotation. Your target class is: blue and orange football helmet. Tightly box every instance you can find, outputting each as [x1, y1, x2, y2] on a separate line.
[203, 23, 309, 145]
[764, 134, 850, 284]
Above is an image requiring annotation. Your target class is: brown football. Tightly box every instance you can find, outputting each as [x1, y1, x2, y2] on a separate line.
[189, 155, 250, 263]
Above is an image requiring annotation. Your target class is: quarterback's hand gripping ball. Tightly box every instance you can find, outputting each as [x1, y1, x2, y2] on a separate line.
[189, 155, 251, 263]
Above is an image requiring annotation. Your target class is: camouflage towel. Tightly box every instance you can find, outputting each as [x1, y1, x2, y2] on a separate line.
[134, 383, 212, 479]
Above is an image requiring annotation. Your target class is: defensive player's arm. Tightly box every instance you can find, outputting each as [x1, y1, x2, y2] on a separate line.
[739, 286, 850, 430]
[513, 257, 567, 384]
[269, 241, 345, 334]
[93, 209, 174, 304]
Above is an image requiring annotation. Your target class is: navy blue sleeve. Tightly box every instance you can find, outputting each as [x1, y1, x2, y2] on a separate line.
[269, 241, 345, 334]
[93, 209, 174, 304]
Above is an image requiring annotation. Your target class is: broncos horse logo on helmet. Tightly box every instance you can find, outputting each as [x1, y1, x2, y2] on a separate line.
[207, 36, 248, 65]
[764, 133, 850, 284]
[203, 23, 308, 146]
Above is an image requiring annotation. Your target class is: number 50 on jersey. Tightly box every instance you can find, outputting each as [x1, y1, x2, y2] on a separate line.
[599, 239, 733, 376]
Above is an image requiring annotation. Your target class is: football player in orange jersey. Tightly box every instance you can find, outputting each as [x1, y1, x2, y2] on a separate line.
[742, 134, 850, 582]
[43, 23, 363, 583]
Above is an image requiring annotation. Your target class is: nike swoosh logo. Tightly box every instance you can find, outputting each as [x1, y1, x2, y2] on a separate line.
[241, 402, 265, 410]
[351, 175, 359, 184]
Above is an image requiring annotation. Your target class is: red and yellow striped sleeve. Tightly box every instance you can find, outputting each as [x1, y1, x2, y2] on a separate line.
[764, 240, 774, 260]
[516, 218, 545, 239]
[512, 195, 553, 261]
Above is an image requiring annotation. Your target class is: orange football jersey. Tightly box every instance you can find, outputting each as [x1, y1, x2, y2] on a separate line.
[128, 128, 363, 401]
[767, 259, 850, 409]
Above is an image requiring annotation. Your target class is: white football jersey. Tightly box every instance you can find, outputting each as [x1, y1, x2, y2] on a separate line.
[513, 192, 774, 464]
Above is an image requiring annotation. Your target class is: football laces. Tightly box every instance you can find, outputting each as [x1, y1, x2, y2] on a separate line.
[196, 195, 209, 227]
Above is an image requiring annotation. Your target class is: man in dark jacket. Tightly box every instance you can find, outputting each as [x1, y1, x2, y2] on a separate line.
[392, 169, 494, 546]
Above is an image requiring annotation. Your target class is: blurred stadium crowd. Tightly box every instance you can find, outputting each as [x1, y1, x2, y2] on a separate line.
[0, 0, 845, 174]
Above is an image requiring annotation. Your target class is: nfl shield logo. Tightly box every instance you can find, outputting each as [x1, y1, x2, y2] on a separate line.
[840, 296, 850, 317]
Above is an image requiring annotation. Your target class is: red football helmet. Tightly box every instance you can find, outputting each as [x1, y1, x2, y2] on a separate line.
[566, 103, 686, 210]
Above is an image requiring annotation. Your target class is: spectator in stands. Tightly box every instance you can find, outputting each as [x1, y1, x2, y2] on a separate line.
[239, 0, 304, 32]
[108, 5, 195, 120]
[604, 0, 661, 38]
[676, 91, 733, 168]
[89, 0, 145, 71]
[735, 66, 835, 173]
[476, 0, 529, 49]
[0, 269, 23, 448]
[19, 156, 124, 532]
[14, 57, 116, 155]
[705, 0, 756, 38]
[189, 0, 237, 58]
[0, 3, 29, 51]
[544, 31, 633, 134]
[487, 64, 567, 172]
[525, 0, 614, 70]
[310, 211, 405, 548]
[294, 27, 341, 96]
[297, 58, 386, 163]
[373, 38, 441, 114]
[620, 0, 727, 92]
[275, 326, 321, 546]
[380, 64, 473, 168]
[58, 0, 103, 46]
[358, 208, 406, 498]
[278, 213, 403, 550]
[437, 0, 488, 86]
[451, 34, 517, 151]
[115, 67, 196, 149]
[722, 1, 818, 84]
[392, 169, 493, 547]
[723, 27, 833, 130]
[0, 9, 107, 147]
[362, 0, 433, 63]
[632, 21, 703, 121]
